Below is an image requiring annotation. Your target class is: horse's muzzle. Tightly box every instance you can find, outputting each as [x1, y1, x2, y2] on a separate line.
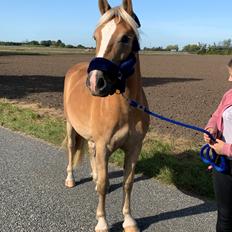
[86, 70, 111, 97]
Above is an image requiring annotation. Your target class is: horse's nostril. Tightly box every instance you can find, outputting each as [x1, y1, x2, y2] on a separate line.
[97, 77, 106, 90]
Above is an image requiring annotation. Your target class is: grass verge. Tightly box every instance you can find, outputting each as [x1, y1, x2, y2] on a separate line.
[0, 101, 214, 199]
[0, 101, 65, 145]
[110, 138, 214, 199]
[0, 45, 95, 56]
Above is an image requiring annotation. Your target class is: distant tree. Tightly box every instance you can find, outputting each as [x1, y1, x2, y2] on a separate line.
[66, 44, 75, 48]
[143, 46, 165, 51]
[40, 40, 52, 47]
[165, 44, 179, 51]
[55, 39, 65, 47]
[222, 39, 231, 48]
[28, 40, 40, 46]
[77, 44, 86, 49]
[182, 44, 201, 53]
[197, 43, 207, 54]
[0, 41, 22, 46]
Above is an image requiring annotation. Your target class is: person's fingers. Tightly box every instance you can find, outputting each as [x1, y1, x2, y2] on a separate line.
[209, 144, 215, 149]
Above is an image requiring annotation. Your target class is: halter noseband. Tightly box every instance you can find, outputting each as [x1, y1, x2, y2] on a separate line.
[87, 52, 138, 94]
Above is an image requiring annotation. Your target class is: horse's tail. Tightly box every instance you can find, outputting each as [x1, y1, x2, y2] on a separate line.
[72, 135, 86, 168]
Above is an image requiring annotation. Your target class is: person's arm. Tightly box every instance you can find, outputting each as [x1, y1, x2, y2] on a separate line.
[205, 95, 225, 130]
[204, 94, 227, 144]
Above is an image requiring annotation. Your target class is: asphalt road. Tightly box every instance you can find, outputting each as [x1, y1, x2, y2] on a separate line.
[0, 127, 217, 232]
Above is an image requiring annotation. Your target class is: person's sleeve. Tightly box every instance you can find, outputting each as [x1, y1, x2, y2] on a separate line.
[222, 143, 232, 157]
[205, 94, 226, 130]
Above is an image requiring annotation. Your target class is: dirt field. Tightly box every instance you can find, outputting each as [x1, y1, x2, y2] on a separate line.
[0, 53, 231, 144]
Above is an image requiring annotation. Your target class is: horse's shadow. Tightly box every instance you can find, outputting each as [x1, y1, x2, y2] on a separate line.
[110, 202, 216, 231]
[76, 169, 149, 193]
[108, 171, 149, 193]
[77, 150, 216, 232]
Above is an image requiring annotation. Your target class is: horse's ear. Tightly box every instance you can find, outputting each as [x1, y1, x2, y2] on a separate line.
[98, 0, 111, 15]
[122, 0, 133, 15]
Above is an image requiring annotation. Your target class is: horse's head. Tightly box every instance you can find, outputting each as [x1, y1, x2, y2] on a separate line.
[86, 0, 141, 97]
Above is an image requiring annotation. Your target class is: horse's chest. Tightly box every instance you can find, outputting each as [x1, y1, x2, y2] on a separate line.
[107, 124, 129, 151]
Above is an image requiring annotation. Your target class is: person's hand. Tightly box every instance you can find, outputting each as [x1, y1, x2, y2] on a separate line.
[209, 139, 225, 155]
[204, 128, 217, 144]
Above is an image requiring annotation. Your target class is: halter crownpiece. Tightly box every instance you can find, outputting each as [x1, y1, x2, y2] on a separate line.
[132, 13, 141, 28]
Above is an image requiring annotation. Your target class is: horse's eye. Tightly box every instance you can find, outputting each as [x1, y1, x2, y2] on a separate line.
[93, 36, 96, 41]
[120, 35, 129, 44]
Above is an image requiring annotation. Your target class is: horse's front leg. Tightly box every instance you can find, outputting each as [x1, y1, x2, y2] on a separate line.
[65, 121, 77, 188]
[95, 143, 109, 232]
[122, 143, 142, 232]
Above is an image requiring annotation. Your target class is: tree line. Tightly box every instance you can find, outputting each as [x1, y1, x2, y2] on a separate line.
[1, 38, 232, 55]
[144, 39, 232, 55]
[0, 40, 94, 49]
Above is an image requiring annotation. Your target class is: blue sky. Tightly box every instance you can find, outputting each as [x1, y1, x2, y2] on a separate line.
[1, 0, 232, 48]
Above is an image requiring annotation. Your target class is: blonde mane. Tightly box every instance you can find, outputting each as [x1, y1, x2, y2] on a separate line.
[96, 6, 140, 40]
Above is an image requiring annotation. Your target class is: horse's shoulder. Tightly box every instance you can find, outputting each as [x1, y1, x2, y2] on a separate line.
[66, 62, 89, 77]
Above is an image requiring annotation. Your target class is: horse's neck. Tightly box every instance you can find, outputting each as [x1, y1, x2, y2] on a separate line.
[126, 53, 143, 100]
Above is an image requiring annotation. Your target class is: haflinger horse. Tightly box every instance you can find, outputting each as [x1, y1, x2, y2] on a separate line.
[63, 0, 149, 231]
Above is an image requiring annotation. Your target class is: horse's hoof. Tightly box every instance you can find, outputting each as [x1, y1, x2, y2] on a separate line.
[95, 217, 108, 232]
[65, 179, 76, 188]
[124, 226, 140, 232]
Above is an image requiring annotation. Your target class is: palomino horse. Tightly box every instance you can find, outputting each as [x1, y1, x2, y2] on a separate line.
[63, 0, 149, 231]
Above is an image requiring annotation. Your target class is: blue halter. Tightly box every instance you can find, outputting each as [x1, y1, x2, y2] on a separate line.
[87, 52, 138, 94]
[88, 13, 141, 94]
[87, 13, 141, 94]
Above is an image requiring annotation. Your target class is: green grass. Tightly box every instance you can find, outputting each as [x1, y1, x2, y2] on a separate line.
[0, 101, 214, 199]
[110, 139, 214, 199]
[0, 45, 95, 56]
[0, 102, 65, 145]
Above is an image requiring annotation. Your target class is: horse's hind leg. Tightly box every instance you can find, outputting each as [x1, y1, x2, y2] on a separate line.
[122, 143, 142, 232]
[65, 121, 82, 188]
[88, 141, 97, 183]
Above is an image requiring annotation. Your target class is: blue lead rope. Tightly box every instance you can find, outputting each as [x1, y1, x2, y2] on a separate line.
[126, 97, 228, 173]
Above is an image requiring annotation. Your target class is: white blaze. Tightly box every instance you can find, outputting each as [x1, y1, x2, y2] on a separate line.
[97, 19, 116, 57]
[89, 19, 116, 92]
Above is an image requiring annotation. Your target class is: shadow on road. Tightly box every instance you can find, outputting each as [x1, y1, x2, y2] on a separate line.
[110, 202, 216, 232]
[109, 170, 150, 193]
[75, 169, 149, 194]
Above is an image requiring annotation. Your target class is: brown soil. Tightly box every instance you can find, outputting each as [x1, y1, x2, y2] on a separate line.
[0, 53, 231, 145]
